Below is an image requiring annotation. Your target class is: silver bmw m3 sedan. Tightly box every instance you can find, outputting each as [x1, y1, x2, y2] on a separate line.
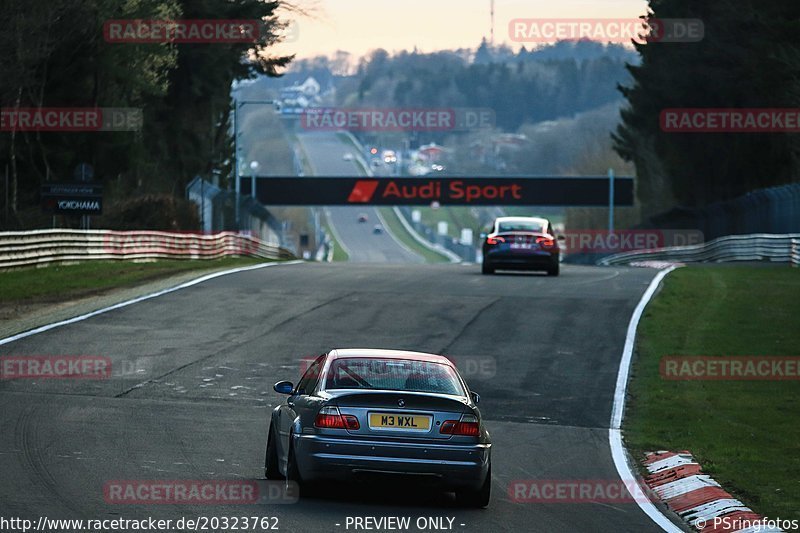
[265, 349, 492, 507]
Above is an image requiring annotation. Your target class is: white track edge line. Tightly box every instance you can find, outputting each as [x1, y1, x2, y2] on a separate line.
[323, 208, 353, 259]
[372, 208, 424, 262]
[609, 265, 684, 533]
[0, 260, 305, 346]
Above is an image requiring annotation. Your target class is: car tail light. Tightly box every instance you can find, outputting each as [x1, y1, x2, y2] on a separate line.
[314, 406, 360, 430]
[536, 236, 555, 249]
[440, 414, 480, 436]
[487, 235, 505, 245]
[342, 415, 360, 430]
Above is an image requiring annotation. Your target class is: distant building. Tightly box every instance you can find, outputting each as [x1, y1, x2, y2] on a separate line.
[469, 133, 528, 170]
[279, 77, 322, 114]
[417, 143, 447, 162]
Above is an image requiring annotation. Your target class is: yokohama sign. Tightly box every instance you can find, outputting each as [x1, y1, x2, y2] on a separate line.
[41, 183, 103, 214]
[242, 176, 634, 206]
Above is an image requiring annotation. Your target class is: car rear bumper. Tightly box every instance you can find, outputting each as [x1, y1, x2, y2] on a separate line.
[293, 433, 491, 490]
[484, 250, 558, 270]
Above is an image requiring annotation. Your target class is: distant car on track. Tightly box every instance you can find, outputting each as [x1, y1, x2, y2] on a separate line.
[342, 152, 354, 161]
[382, 150, 397, 164]
[358, 213, 369, 223]
[373, 224, 383, 234]
[265, 349, 491, 507]
[481, 216, 560, 276]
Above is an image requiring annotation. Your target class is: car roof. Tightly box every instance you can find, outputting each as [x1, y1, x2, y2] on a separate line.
[495, 216, 549, 225]
[328, 348, 454, 366]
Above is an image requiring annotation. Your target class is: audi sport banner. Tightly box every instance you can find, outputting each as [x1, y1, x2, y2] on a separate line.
[241, 176, 634, 206]
[41, 183, 104, 215]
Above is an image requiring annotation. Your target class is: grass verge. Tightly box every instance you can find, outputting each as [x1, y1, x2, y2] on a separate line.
[321, 215, 349, 262]
[626, 265, 800, 520]
[0, 257, 272, 305]
[377, 208, 451, 264]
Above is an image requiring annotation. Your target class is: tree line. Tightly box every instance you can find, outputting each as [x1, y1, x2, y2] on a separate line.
[614, 0, 800, 214]
[0, 0, 291, 229]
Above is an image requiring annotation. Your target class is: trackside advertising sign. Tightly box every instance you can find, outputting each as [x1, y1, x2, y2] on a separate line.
[41, 183, 103, 215]
[241, 176, 634, 206]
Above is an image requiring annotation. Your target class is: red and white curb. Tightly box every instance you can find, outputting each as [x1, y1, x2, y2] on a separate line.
[643, 451, 783, 532]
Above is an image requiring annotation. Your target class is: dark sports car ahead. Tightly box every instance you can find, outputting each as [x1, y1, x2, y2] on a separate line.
[482, 216, 560, 276]
[265, 349, 492, 507]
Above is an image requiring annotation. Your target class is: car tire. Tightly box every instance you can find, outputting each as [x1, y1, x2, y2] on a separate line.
[547, 262, 560, 276]
[456, 464, 491, 508]
[264, 426, 284, 480]
[286, 435, 309, 495]
[481, 262, 494, 275]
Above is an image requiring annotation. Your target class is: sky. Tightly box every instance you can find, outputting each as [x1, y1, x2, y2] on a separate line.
[274, 0, 650, 60]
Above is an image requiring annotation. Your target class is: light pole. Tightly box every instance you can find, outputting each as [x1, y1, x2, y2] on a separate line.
[233, 99, 275, 229]
[608, 168, 615, 233]
[249, 160, 260, 199]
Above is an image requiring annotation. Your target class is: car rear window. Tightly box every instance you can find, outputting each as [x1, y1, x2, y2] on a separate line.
[323, 358, 465, 395]
[498, 221, 544, 233]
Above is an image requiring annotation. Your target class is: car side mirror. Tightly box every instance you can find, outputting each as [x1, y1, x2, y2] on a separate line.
[274, 380, 294, 395]
[470, 391, 481, 404]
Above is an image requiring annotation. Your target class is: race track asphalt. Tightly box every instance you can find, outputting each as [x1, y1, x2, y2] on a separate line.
[0, 261, 683, 532]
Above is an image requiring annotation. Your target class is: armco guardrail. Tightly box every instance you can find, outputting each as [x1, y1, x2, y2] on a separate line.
[599, 233, 800, 267]
[0, 229, 295, 269]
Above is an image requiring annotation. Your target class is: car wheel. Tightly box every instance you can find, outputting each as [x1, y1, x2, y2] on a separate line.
[264, 426, 284, 480]
[456, 464, 491, 508]
[547, 262, 560, 276]
[481, 262, 494, 275]
[286, 435, 308, 495]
